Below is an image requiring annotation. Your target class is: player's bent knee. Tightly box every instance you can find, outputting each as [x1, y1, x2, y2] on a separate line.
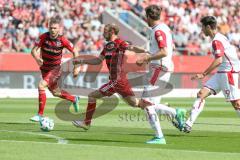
[38, 81, 47, 90]
[233, 100, 240, 110]
[138, 99, 152, 109]
[50, 90, 61, 97]
[197, 90, 205, 99]
[127, 101, 138, 107]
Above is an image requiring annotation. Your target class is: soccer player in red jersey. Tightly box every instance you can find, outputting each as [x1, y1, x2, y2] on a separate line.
[72, 24, 185, 144]
[30, 16, 80, 122]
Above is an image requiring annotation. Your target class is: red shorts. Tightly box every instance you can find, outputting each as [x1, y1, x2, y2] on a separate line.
[99, 79, 134, 97]
[41, 67, 61, 90]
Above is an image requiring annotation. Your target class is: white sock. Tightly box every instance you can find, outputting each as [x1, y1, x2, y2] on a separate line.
[154, 103, 176, 118]
[152, 96, 162, 104]
[186, 98, 205, 127]
[145, 105, 163, 138]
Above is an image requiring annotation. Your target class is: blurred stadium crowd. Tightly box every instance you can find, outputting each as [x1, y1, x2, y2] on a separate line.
[0, 0, 239, 56]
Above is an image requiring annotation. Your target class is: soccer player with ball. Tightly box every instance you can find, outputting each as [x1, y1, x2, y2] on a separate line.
[180, 16, 240, 133]
[30, 16, 80, 122]
[72, 23, 186, 144]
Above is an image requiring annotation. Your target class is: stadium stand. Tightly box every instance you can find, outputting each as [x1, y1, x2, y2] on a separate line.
[0, 0, 239, 56]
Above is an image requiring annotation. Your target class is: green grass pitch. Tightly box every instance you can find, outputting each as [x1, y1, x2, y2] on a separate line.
[0, 98, 240, 160]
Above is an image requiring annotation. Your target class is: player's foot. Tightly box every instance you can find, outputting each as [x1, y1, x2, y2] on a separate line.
[175, 108, 187, 131]
[73, 96, 80, 112]
[29, 114, 42, 122]
[72, 120, 90, 130]
[182, 124, 192, 133]
[146, 137, 166, 144]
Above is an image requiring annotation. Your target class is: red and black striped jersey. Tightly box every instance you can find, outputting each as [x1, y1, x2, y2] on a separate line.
[100, 38, 129, 80]
[34, 32, 74, 71]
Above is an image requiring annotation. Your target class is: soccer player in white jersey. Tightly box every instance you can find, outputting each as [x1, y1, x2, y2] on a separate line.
[137, 5, 173, 104]
[136, 5, 186, 128]
[181, 16, 240, 133]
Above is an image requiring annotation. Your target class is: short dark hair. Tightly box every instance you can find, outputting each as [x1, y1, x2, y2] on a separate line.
[145, 5, 161, 20]
[200, 16, 217, 29]
[49, 16, 62, 25]
[105, 24, 119, 35]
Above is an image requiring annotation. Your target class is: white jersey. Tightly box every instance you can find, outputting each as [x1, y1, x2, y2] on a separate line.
[149, 23, 174, 71]
[211, 33, 240, 72]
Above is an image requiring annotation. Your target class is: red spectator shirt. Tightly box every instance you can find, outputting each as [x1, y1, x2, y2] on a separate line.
[34, 32, 74, 72]
[100, 38, 128, 80]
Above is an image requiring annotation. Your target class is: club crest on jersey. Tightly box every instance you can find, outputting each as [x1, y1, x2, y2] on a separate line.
[157, 36, 163, 41]
[45, 40, 50, 45]
[56, 41, 62, 47]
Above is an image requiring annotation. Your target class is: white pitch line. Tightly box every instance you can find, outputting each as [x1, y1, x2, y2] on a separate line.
[0, 130, 68, 144]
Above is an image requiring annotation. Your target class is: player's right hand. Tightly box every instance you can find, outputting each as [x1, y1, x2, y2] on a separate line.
[36, 58, 43, 66]
[191, 73, 205, 80]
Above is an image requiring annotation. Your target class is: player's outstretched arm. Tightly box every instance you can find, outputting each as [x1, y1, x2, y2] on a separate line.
[31, 46, 43, 66]
[136, 47, 167, 66]
[147, 47, 167, 61]
[128, 45, 149, 54]
[191, 57, 223, 80]
[70, 48, 80, 78]
[73, 55, 104, 65]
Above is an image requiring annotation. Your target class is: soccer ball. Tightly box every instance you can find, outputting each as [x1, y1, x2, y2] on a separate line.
[39, 117, 54, 132]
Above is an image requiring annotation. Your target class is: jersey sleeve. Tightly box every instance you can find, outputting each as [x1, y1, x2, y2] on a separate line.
[61, 37, 74, 52]
[212, 40, 224, 58]
[34, 34, 45, 47]
[119, 41, 129, 51]
[155, 30, 167, 48]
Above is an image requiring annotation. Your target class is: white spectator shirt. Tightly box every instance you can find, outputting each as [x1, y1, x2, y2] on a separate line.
[211, 33, 240, 72]
[149, 23, 174, 71]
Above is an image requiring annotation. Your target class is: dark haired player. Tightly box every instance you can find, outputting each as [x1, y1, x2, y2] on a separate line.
[30, 16, 80, 122]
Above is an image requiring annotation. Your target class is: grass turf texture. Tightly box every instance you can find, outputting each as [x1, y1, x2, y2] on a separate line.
[0, 98, 240, 160]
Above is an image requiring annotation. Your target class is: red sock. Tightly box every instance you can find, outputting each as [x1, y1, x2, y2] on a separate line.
[84, 99, 96, 125]
[38, 89, 46, 116]
[60, 90, 75, 102]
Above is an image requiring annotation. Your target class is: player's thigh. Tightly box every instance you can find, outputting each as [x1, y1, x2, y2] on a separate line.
[89, 90, 106, 99]
[98, 81, 115, 97]
[220, 73, 240, 101]
[204, 74, 221, 96]
[122, 96, 138, 107]
[158, 71, 171, 90]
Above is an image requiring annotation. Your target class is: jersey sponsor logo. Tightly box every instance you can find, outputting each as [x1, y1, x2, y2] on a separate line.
[42, 47, 62, 54]
[105, 41, 116, 52]
[105, 52, 112, 56]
